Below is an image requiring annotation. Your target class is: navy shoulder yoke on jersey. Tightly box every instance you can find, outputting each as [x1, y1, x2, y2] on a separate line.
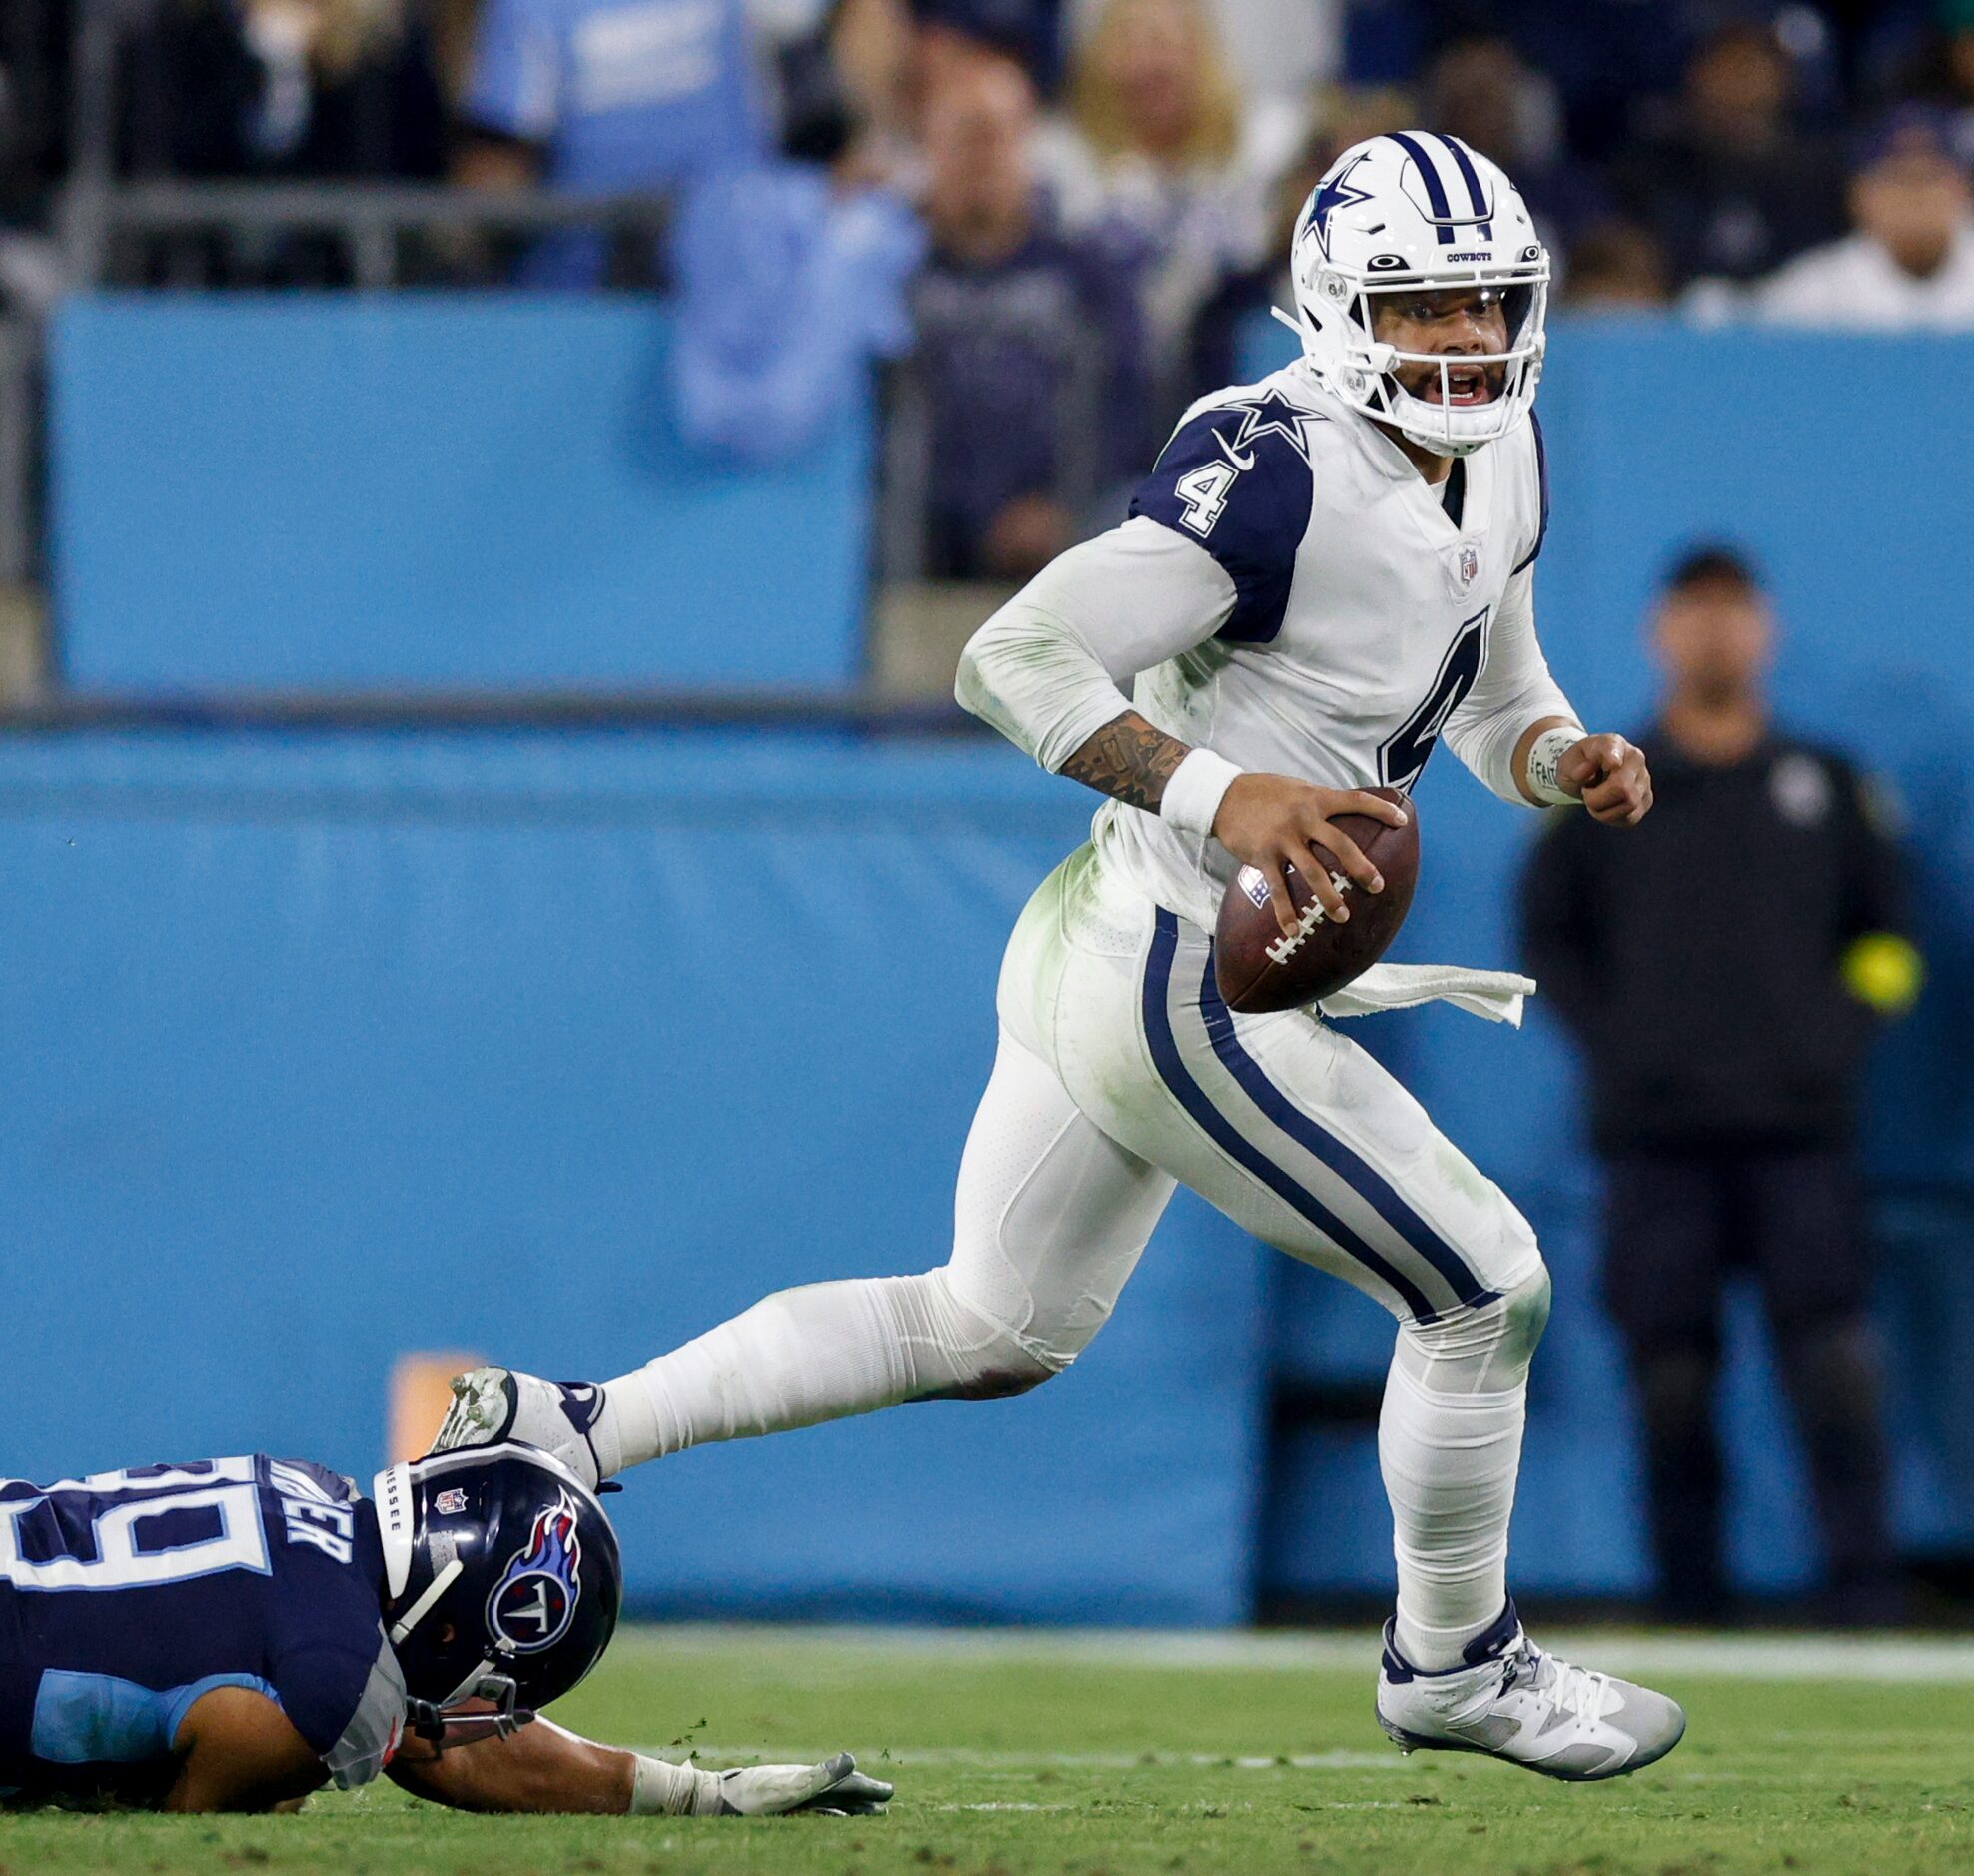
[1129, 386, 1322, 646]
[0, 1456, 406, 1807]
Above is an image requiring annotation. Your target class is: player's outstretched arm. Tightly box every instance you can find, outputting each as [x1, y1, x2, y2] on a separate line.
[388, 1713, 632, 1814]
[389, 1714, 892, 1817]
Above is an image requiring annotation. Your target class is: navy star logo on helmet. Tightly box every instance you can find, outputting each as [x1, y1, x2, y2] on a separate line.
[1304, 152, 1374, 261]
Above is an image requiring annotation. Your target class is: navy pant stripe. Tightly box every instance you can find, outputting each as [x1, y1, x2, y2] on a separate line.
[1194, 950, 1495, 1310]
[1141, 909, 1440, 1321]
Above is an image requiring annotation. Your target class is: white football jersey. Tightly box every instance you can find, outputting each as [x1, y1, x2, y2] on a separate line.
[960, 361, 1570, 934]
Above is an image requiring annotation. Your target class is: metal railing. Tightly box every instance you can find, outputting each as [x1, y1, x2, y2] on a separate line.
[56, 0, 674, 290]
[59, 181, 675, 292]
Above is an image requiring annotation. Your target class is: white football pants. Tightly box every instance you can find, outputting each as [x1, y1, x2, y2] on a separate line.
[608, 844, 1548, 1665]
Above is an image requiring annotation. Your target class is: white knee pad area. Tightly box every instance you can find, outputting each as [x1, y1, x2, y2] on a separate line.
[1395, 1262, 1552, 1396]
[878, 1266, 1067, 1402]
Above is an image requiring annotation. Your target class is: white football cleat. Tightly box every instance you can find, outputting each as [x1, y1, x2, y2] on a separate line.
[1377, 1600, 1686, 1782]
[431, 1367, 607, 1491]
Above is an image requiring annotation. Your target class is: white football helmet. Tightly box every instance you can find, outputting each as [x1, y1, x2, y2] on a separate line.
[1279, 132, 1549, 458]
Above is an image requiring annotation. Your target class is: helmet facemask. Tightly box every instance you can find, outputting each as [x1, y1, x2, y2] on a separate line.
[1280, 261, 1548, 458]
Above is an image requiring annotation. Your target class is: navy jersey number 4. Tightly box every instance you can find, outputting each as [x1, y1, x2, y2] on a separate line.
[1380, 607, 1490, 792]
[1130, 391, 1320, 647]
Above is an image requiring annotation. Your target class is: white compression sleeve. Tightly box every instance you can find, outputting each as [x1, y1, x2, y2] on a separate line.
[1441, 568, 1580, 806]
[1380, 1267, 1551, 1669]
[954, 516, 1236, 772]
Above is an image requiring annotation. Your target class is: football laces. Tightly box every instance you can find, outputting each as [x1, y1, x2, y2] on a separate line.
[1262, 869, 1352, 965]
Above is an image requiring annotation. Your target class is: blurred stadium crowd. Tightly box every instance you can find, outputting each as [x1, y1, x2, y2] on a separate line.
[2, 0, 1974, 584]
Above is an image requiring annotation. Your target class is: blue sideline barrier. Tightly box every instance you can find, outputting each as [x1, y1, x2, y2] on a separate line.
[1, 724, 1966, 1617]
[0, 730, 1266, 1624]
[48, 297, 873, 690]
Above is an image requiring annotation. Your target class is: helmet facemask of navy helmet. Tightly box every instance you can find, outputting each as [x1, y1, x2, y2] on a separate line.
[373, 1442, 623, 1751]
[1278, 133, 1550, 458]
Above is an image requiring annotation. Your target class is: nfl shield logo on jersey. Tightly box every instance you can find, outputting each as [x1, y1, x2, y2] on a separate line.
[1456, 543, 1480, 591]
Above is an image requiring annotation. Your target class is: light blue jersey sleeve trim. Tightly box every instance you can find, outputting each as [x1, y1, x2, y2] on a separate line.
[30, 1670, 282, 1765]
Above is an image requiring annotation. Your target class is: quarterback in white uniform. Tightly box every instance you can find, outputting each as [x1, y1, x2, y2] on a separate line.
[439, 135, 1683, 1781]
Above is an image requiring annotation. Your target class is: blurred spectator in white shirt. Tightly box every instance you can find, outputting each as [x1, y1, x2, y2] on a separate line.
[1757, 109, 1974, 329]
[1039, 0, 1300, 419]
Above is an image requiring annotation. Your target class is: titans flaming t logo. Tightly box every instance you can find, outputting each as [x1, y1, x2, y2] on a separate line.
[488, 1493, 583, 1653]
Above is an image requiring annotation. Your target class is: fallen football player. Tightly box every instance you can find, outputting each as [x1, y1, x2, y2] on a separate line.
[0, 1443, 889, 1819]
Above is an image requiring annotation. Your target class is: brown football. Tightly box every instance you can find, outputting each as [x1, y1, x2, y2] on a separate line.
[1212, 787, 1420, 1014]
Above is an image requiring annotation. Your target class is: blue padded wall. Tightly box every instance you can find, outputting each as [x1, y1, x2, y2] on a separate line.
[48, 298, 873, 691]
[0, 731, 1266, 1625]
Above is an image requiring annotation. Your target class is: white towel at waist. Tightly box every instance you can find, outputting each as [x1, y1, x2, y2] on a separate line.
[1318, 962, 1537, 1028]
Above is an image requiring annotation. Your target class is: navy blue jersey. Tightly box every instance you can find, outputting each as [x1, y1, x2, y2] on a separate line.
[0, 1456, 406, 1806]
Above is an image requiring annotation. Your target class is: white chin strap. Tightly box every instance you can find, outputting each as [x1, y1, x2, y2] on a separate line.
[389, 1558, 464, 1647]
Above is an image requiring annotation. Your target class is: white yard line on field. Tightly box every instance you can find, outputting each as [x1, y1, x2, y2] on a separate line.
[640, 1745, 1411, 1771]
[621, 1623, 1974, 1684]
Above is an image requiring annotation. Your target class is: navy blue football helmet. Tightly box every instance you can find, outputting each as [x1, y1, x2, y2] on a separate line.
[373, 1442, 621, 1743]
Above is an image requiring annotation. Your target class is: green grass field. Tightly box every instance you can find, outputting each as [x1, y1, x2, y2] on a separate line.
[6, 1625, 1973, 1875]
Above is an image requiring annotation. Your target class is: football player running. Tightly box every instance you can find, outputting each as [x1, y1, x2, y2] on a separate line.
[0, 1445, 889, 1818]
[439, 135, 1677, 1781]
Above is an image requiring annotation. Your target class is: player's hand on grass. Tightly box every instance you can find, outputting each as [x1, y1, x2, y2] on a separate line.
[1212, 774, 1410, 939]
[714, 1752, 894, 1817]
[1558, 734, 1652, 827]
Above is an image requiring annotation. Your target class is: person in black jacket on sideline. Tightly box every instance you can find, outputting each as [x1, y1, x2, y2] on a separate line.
[1519, 545, 1922, 1625]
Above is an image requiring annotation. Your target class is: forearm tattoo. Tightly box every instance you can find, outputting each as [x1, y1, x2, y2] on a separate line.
[1061, 712, 1190, 812]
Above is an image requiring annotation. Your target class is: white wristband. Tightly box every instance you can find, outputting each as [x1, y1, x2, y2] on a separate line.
[1525, 726, 1583, 806]
[631, 1754, 722, 1816]
[1160, 747, 1245, 839]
